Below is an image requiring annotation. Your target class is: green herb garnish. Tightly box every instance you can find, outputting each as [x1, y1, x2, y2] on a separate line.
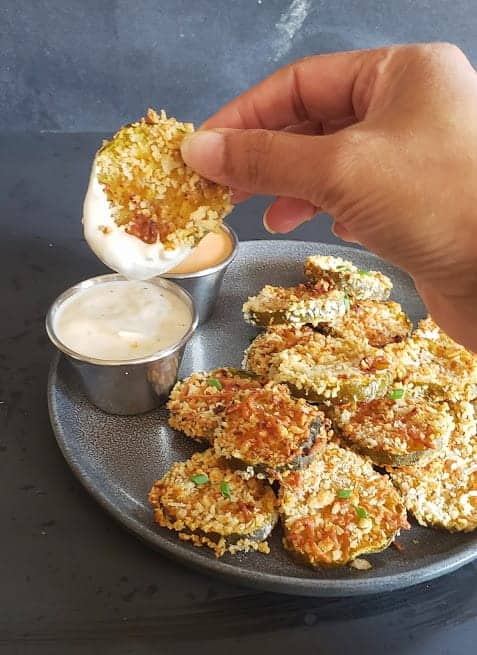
[343, 293, 350, 311]
[336, 265, 349, 271]
[358, 269, 370, 275]
[389, 388, 405, 400]
[220, 480, 232, 499]
[337, 488, 353, 499]
[191, 474, 209, 485]
[207, 378, 223, 391]
[355, 506, 368, 519]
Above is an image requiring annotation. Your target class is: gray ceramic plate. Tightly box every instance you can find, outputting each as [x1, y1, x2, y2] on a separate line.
[48, 241, 477, 597]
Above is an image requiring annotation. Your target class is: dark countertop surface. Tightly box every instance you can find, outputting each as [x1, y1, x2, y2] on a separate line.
[1, 132, 476, 654]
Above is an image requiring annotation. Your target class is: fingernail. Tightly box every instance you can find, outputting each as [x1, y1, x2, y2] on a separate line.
[263, 207, 277, 234]
[180, 130, 225, 178]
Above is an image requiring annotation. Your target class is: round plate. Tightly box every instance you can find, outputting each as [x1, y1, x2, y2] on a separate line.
[48, 241, 477, 596]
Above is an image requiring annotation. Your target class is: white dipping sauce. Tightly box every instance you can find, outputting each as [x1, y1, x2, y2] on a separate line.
[82, 162, 192, 280]
[54, 281, 192, 361]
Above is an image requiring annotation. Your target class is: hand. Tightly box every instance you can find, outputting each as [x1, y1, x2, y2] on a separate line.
[180, 43, 477, 351]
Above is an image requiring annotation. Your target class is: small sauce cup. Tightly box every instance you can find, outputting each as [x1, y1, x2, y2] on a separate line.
[46, 274, 198, 415]
[161, 225, 238, 325]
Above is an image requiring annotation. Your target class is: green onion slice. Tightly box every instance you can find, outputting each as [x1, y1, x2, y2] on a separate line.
[207, 378, 223, 390]
[337, 488, 353, 499]
[343, 293, 351, 311]
[355, 506, 368, 519]
[389, 388, 404, 400]
[220, 480, 232, 499]
[358, 269, 370, 275]
[191, 474, 209, 485]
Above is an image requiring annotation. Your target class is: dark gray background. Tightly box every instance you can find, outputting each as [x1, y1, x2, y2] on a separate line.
[2, 1, 477, 654]
[2, 0, 476, 132]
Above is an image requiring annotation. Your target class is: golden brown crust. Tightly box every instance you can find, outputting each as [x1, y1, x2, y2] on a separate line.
[167, 368, 263, 442]
[321, 300, 412, 348]
[333, 392, 454, 467]
[391, 401, 477, 532]
[214, 384, 328, 477]
[149, 450, 278, 556]
[280, 443, 409, 566]
[96, 108, 232, 248]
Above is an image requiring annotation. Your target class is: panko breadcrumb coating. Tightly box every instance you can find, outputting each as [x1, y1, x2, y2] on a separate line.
[96, 108, 232, 249]
[304, 255, 392, 301]
[215, 384, 328, 478]
[167, 368, 263, 443]
[242, 325, 319, 380]
[385, 317, 477, 401]
[273, 335, 393, 404]
[242, 284, 348, 327]
[321, 300, 412, 348]
[391, 401, 477, 532]
[333, 390, 454, 466]
[149, 449, 278, 556]
[280, 443, 409, 566]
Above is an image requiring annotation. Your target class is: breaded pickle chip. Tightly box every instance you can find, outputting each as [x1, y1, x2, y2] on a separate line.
[274, 335, 393, 404]
[391, 401, 477, 532]
[243, 325, 318, 380]
[167, 368, 262, 443]
[215, 384, 328, 478]
[96, 108, 232, 249]
[149, 449, 278, 556]
[386, 317, 477, 401]
[304, 255, 392, 301]
[242, 284, 348, 328]
[280, 443, 409, 566]
[333, 390, 454, 466]
[321, 300, 412, 348]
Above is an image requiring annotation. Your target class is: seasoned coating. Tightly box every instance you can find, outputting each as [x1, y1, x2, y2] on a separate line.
[149, 449, 278, 556]
[215, 384, 328, 478]
[280, 443, 409, 566]
[273, 335, 393, 403]
[391, 401, 477, 532]
[385, 317, 477, 401]
[321, 300, 412, 348]
[243, 325, 319, 380]
[304, 255, 392, 301]
[242, 284, 348, 327]
[333, 391, 454, 466]
[167, 368, 263, 443]
[96, 108, 232, 248]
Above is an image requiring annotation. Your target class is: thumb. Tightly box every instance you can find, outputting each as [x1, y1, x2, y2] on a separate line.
[180, 128, 342, 205]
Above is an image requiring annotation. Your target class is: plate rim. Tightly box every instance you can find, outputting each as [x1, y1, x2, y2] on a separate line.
[47, 239, 477, 597]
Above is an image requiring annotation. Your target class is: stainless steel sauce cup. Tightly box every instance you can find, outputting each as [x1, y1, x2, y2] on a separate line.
[45, 274, 198, 415]
[161, 225, 238, 325]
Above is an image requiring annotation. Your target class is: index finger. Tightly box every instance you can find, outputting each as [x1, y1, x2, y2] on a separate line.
[202, 48, 380, 131]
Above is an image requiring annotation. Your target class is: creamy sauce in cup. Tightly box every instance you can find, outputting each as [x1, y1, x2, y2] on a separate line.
[53, 280, 192, 361]
[166, 228, 233, 275]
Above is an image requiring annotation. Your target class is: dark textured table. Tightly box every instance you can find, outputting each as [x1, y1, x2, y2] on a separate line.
[1, 132, 477, 655]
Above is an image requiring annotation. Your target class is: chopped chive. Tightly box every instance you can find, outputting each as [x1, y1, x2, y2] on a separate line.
[343, 293, 350, 311]
[207, 378, 223, 390]
[220, 480, 232, 499]
[336, 265, 349, 271]
[337, 488, 353, 499]
[191, 474, 209, 485]
[358, 269, 370, 275]
[355, 506, 368, 519]
[389, 388, 405, 400]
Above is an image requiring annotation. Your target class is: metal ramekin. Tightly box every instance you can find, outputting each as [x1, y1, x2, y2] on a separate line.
[46, 274, 198, 415]
[161, 225, 238, 325]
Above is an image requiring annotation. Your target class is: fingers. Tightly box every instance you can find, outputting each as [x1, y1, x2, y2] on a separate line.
[181, 128, 341, 203]
[263, 197, 318, 234]
[201, 49, 375, 131]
